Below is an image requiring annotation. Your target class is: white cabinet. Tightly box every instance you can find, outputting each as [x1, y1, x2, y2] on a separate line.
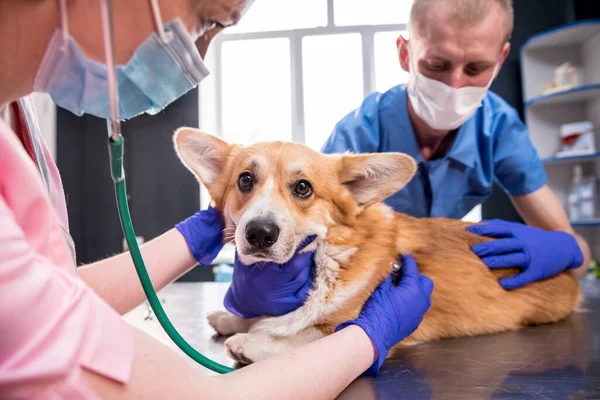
[521, 20, 600, 260]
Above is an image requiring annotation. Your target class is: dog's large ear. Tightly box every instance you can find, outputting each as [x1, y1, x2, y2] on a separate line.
[173, 127, 235, 191]
[339, 152, 417, 207]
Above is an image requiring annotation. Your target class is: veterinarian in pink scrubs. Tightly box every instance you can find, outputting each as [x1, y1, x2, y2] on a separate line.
[0, 1, 434, 398]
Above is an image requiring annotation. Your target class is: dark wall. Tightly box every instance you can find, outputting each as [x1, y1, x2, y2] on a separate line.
[482, 0, 597, 221]
[57, 89, 202, 267]
[572, 0, 600, 20]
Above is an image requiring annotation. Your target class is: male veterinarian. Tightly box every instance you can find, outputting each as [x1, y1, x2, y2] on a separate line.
[321, 0, 590, 290]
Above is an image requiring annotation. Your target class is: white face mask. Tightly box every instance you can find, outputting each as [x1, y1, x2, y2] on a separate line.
[407, 52, 499, 131]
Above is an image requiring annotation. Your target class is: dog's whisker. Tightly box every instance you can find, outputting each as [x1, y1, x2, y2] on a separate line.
[229, 207, 243, 216]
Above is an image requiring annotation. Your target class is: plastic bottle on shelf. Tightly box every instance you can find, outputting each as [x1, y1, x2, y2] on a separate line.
[579, 173, 596, 220]
[567, 164, 582, 221]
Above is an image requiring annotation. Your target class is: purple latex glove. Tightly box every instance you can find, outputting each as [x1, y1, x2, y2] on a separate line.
[336, 254, 434, 376]
[175, 205, 225, 266]
[466, 219, 583, 290]
[224, 236, 317, 318]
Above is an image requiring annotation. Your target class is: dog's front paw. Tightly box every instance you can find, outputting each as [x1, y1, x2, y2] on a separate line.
[224, 333, 274, 365]
[207, 311, 252, 336]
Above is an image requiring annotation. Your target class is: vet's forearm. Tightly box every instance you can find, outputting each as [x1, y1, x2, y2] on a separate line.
[216, 325, 375, 400]
[78, 228, 197, 315]
[83, 325, 374, 399]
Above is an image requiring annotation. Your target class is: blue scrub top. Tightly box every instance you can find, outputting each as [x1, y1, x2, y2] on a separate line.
[321, 84, 547, 219]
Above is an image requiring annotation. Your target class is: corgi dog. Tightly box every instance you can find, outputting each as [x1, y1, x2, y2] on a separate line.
[173, 127, 581, 365]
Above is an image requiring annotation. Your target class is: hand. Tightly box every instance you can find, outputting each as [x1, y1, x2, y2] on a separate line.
[175, 205, 225, 266]
[336, 254, 434, 376]
[223, 236, 317, 318]
[466, 219, 583, 290]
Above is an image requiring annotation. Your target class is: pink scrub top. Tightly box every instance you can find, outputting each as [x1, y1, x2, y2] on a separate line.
[0, 96, 134, 399]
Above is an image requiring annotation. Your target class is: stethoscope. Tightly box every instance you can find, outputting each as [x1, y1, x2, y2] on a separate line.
[99, 0, 233, 374]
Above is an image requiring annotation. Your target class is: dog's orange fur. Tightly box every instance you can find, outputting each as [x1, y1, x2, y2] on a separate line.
[319, 207, 581, 350]
[173, 128, 581, 354]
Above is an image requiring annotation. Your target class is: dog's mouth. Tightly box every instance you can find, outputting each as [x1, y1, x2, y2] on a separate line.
[236, 235, 317, 265]
[246, 249, 271, 259]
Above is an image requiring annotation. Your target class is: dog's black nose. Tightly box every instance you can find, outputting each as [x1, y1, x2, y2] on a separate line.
[245, 220, 280, 248]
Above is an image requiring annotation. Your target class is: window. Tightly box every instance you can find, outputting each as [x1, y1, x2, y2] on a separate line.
[374, 31, 410, 93]
[199, 0, 413, 152]
[220, 38, 293, 145]
[302, 34, 364, 150]
[333, 0, 413, 26]
[225, 0, 327, 33]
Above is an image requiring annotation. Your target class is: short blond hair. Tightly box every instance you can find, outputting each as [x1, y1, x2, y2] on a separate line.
[409, 0, 514, 44]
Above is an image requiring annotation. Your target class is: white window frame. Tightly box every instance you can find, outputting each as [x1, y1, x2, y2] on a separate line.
[199, 0, 408, 146]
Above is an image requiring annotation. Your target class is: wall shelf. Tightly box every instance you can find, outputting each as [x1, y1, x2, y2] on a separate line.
[571, 220, 600, 228]
[520, 20, 600, 259]
[522, 19, 600, 51]
[526, 83, 600, 107]
[542, 152, 600, 164]
[521, 20, 600, 104]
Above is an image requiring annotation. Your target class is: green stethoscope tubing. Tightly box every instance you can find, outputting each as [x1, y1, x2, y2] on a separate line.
[108, 135, 235, 375]
[100, 0, 232, 374]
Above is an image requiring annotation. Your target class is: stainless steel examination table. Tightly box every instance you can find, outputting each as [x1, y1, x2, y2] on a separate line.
[124, 280, 600, 399]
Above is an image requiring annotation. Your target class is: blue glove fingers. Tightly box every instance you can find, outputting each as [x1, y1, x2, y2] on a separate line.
[399, 254, 419, 279]
[292, 258, 315, 301]
[223, 285, 257, 318]
[374, 275, 394, 295]
[466, 223, 513, 238]
[480, 218, 513, 225]
[471, 238, 524, 257]
[400, 255, 433, 301]
[289, 256, 313, 285]
[282, 249, 315, 279]
[297, 235, 317, 251]
[559, 232, 584, 269]
[175, 205, 225, 265]
[499, 271, 535, 290]
[479, 252, 529, 268]
[419, 275, 434, 297]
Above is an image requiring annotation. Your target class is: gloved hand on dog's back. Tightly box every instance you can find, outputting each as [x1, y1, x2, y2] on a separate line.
[176, 205, 316, 318]
[466, 219, 584, 290]
[336, 254, 434, 376]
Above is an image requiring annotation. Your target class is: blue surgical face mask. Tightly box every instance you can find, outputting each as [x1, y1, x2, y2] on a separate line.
[34, 2, 209, 120]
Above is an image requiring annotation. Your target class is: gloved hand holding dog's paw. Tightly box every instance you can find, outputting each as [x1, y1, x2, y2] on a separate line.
[175, 205, 225, 266]
[336, 254, 434, 376]
[224, 236, 317, 318]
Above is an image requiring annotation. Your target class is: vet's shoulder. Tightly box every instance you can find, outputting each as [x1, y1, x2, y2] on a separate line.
[479, 90, 528, 140]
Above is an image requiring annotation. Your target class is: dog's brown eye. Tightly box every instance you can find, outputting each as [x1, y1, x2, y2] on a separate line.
[238, 172, 253, 192]
[294, 180, 313, 199]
